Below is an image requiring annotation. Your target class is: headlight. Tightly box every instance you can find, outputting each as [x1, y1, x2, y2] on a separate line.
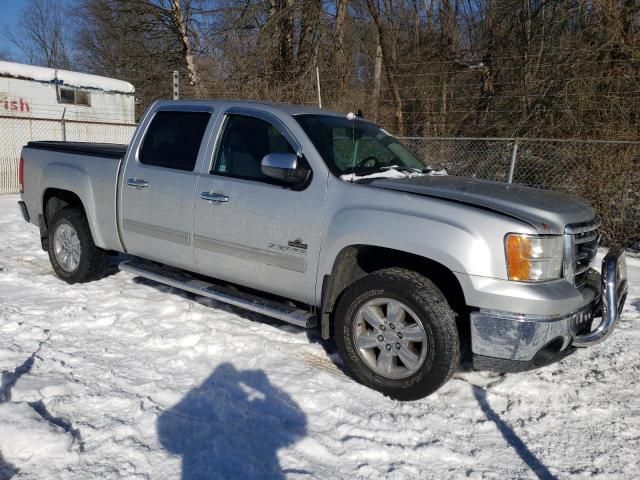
[505, 234, 563, 282]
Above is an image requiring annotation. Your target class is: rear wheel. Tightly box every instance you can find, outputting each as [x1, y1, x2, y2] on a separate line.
[47, 207, 110, 283]
[334, 268, 460, 400]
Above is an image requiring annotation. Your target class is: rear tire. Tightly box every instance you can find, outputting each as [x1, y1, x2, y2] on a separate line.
[47, 207, 110, 284]
[334, 268, 460, 401]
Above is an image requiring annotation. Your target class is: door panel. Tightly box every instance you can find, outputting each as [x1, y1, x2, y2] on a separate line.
[120, 110, 212, 271]
[121, 168, 198, 269]
[193, 113, 327, 304]
[194, 176, 325, 304]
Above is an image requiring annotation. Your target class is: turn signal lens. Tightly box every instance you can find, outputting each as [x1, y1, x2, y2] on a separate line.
[506, 234, 532, 280]
[505, 234, 563, 282]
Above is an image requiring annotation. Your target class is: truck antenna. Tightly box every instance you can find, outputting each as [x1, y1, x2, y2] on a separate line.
[347, 112, 357, 183]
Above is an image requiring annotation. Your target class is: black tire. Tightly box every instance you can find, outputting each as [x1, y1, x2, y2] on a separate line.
[334, 268, 460, 401]
[47, 207, 110, 284]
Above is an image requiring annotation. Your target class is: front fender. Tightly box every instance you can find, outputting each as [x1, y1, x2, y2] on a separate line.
[317, 180, 537, 305]
[321, 207, 482, 276]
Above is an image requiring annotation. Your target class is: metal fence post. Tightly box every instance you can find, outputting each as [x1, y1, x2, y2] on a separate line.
[507, 139, 518, 183]
[61, 108, 67, 141]
[316, 67, 322, 108]
[173, 71, 180, 100]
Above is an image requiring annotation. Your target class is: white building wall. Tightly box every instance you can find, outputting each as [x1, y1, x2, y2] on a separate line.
[0, 62, 137, 194]
[0, 76, 135, 124]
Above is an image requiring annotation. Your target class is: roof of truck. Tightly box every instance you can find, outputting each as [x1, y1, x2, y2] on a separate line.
[0, 61, 135, 94]
[154, 99, 361, 119]
[258, 102, 346, 117]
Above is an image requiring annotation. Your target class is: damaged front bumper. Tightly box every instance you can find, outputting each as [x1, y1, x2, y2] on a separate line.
[471, 247, 628, 372]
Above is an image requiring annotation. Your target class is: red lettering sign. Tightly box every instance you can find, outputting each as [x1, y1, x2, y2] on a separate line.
[1, 97, 30, 113]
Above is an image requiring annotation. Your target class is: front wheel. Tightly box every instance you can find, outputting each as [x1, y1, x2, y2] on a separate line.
[334, 268, 460, 401]
[47, 207, 110, 284]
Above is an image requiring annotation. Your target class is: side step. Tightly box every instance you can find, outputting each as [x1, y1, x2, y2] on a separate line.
[119, 260, 317, 328]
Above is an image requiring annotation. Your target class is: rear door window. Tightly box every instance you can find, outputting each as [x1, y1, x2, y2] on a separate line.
[139, 111, 211, 171]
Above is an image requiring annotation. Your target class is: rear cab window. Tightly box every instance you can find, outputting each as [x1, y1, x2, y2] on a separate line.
[139, 111, 211, 171]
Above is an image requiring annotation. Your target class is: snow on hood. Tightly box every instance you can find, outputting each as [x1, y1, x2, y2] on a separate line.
[0, 61, 135, 94]
[340, 167, 447, 182]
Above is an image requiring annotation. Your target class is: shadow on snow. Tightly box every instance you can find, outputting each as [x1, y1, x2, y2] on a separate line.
[473, 386, 556, 480]
[0, 451, 17, 480]
[134, 270, 554, 479]
[0, 353, 36, 480]
[0, 347, 85, 478]
[157, 362, 307, 480]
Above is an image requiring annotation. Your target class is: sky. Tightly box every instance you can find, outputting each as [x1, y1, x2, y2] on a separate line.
[0, 0, 30, 61]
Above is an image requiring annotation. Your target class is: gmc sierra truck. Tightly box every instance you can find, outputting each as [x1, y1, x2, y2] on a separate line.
[18, 100, 628, 400]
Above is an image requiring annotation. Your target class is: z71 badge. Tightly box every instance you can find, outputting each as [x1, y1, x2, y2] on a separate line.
[287, 238, 308, 250]
[268, 238, 308, 255]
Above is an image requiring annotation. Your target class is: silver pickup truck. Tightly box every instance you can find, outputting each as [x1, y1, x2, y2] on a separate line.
[18, 100, 628, 400]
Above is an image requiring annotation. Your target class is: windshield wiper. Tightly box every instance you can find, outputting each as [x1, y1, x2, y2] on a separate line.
[379, 165, 430, 174]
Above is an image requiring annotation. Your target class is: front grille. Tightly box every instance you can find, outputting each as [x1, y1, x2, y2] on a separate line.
[572, 229, 599, 287]
[564, 218, 600, 288]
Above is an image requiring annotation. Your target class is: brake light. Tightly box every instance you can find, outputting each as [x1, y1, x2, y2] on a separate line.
[19, 157, 24, 193]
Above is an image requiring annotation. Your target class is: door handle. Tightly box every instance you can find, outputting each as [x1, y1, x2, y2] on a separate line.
[127, 178, 149, 189]
[200, 192, 229, 203]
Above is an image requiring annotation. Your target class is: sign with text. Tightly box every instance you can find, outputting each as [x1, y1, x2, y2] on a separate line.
[0, 94, 31, 114]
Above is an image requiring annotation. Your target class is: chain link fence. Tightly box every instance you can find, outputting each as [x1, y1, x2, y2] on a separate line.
[0, 115, 136, 195]
[0, 120, 637, 250]
[401, 137, 640, 250]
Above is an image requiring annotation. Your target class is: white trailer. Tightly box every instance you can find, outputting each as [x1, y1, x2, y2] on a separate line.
[0, 61, 135, 123]
[0, 61, 137, 194]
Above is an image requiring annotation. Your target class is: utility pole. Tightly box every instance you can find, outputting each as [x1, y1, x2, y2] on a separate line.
[172, 71, 180, 100]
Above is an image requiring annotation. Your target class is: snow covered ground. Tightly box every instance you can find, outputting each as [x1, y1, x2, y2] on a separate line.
[0, 193, 638, 480]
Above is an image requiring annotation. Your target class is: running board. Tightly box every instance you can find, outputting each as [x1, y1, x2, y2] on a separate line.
[119, 260, 316, 328]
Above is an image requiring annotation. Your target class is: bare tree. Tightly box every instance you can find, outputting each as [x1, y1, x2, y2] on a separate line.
[5, 0, 73, 68]
[371, 35, 383, 122]
[365, 0, 404, 134]
[71, 0, 639, 139]
[0, 47, 12, 61]
[334, 0, 350, 89]
[170, 0, 204, 95]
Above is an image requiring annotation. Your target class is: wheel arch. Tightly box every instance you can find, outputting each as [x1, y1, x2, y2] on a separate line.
[320, 245, 469, 343]
[43, 188, 86, 223]
[40, 188, 87, 250]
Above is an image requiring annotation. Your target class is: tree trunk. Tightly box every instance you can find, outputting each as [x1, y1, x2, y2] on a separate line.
[298, 0, 321, 71]
[170, 0, 203, 96]
[335, 0, 350, 89]
[268, 0, 294, 81]
[372, 38, 383, 122]
[413, 0, 420, 47]
[365, 0, 404, 134]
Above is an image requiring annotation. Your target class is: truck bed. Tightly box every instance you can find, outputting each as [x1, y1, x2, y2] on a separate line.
[21, 141, 126, 253]
[26, 141, 127, 159]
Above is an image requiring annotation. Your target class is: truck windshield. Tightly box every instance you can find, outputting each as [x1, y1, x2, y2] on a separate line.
[294, 114, 425, 177]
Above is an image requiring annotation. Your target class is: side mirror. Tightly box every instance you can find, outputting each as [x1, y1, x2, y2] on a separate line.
[261, 153, 309, 184]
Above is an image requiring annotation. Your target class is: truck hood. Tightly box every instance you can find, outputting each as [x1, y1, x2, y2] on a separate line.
[366, 175, 596, 234]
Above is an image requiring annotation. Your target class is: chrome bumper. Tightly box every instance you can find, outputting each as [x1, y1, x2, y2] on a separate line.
[471, 247, 628, 365]
[573, 247, 628, 346]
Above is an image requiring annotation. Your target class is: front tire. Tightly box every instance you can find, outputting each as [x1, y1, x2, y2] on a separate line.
[47, 207, 110, 284]
[334, 268, 460, 401]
